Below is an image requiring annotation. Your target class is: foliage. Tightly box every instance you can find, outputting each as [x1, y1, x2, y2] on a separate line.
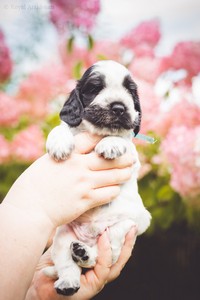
[0, 1, 200, 232]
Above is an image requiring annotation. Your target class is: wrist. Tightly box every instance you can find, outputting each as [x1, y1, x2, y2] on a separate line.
[1, 201, 54, 243]
[0, 201, 54, 300]
[3, 173, 56, 235]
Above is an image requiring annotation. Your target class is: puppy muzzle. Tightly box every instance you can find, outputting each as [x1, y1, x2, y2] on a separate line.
[83, 104, 135, 132]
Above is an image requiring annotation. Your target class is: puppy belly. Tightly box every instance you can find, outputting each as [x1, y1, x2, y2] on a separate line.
[70, 214, 125, 246]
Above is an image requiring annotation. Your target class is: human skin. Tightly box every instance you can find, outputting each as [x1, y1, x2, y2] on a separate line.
[0, 133, 135, 300]
[25, 227, 138, 300]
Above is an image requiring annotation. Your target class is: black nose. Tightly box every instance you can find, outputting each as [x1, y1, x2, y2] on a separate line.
[111, 103, 125, 116]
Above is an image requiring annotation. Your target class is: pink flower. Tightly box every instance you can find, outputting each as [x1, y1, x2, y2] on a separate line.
[16, 64, 69, 119]
[121, 19, 161, 57]
[0, 135, 10, 163]
[0, 93, 21, 126]
[11, 125, 45, 162]
[167, 41, 200, 79]
[162, 126, 200, 198]
[50, 0, 100, 32]
[157, 90, 200, 136]
[129, 56, 163, 83]
[133, 79, 162, 134]
[0, 30, 12, 82]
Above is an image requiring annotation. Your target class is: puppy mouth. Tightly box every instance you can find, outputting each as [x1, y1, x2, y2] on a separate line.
[83, 105, 134, 132]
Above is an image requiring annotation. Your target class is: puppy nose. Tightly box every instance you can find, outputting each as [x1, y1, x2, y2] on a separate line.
[111, 103, 125, 115]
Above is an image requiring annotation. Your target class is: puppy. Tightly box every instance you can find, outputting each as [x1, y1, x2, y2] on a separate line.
[45, 60, 151, 296]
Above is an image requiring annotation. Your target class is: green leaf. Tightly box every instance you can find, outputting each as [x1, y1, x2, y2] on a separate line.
[157, 185, 174, 202]
[96, 54, 108, 61]
[72, 61, 83, 80]
[87, 34, 94, 50]
[66, 36, 75, 53]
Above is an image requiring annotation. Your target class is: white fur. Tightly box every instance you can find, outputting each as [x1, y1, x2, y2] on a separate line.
[44, 61, 151, 296]
[91, 61, 137, 124]
[46, 122, 74, 161]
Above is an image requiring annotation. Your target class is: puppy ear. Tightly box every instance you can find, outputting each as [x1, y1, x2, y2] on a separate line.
[123, 75, 142, 136]
[130, 86, 142, 136]
[133, 111, 141, 136]
[60, 89, 83, 127]
[133, 93, 141, 136]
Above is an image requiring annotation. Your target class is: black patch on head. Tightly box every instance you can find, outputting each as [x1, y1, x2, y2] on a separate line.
[60, 65, 105, 127]
[77, 67, 106, 107]
[60, 64, 141, 135]
[123, 75, 141, 135]
[84, 104, 133, 132]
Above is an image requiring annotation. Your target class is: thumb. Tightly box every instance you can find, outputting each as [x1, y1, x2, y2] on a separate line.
[74, 132, 101, 154]
[36, 247, 53, 272]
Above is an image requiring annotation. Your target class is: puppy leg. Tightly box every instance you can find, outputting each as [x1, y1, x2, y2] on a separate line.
[70, 241, 97, 268]
[95, 136, 128, 159]
[46, 121, 74, 161]
[49, 225, 81, 296]
[108, 219, 136, 264]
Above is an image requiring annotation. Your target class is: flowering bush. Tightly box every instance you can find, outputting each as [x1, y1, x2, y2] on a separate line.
[50, 0, 100, 32]
[162, 126, 200, 199]
[121, 19, 161, 58]
[0, 7, 199, 232]
[0, 30, 12, 83]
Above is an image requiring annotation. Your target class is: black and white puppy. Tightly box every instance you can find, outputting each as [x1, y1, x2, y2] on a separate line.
[45, 60, 151, 296]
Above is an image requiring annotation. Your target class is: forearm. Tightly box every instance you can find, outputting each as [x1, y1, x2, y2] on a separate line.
[0, 199, 53, 300]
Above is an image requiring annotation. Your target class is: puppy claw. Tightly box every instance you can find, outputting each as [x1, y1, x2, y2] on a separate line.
[48, 144, 74, 161]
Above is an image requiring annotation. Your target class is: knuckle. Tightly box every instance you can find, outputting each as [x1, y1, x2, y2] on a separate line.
[113, 269, 121, 279]
[122, 153, 135, 166]
[110, 186, 120, 199]
[121, 167, 132, 181]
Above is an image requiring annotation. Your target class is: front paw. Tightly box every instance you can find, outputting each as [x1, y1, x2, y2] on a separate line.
[95, 137, 127, 159]
[46, 124, 74, 161]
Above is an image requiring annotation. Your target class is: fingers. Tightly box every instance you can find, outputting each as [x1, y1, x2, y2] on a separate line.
[74, 133, 101, 154]
[84, 231, 112, 292]
[74, 133, 135, 170]
[35, 247, 53, 272]
[91, 166, 133, 189]
[87, 152, 135, 171]
[94, 231, 112, 278]
[86, 167, 132, 207]
[88, 186, 121, 208]
[107, 226, 138, 283]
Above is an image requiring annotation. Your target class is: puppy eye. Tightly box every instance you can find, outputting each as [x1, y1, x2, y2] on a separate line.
[89, 84, 101, 93]
[83, 83, 103, 95]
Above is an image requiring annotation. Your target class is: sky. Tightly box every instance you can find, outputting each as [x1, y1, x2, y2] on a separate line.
[0, 0, 199, 57]
[94, 0, 200, 54]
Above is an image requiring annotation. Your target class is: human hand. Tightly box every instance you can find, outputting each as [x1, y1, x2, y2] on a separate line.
[4, 132, 135, 229]
[25, 226, 137, 300]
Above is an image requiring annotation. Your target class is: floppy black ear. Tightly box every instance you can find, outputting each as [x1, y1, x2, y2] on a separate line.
[123, 75, 142, 136]
[133, 95, 141, 136]
[60, 89, 83, 127]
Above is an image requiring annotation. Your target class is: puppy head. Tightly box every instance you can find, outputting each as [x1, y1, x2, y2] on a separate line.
[60, 60, 141, 136]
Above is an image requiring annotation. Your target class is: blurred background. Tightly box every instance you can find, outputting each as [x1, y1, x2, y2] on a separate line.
[0, 0, 200, 299]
